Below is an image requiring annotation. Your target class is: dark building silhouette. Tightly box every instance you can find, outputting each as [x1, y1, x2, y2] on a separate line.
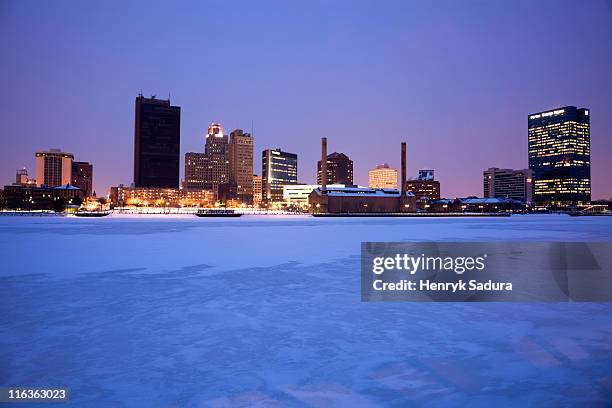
[317, 152, 353, 185]
[71, 161, 93, 197]
[528, 106, 590, 207]
[134, 95, 181, 188]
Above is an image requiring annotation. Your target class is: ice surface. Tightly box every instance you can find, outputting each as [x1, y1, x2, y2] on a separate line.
[1, 214, 612, 407]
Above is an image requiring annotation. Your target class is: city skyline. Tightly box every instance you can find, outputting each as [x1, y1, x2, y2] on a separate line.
[1, 1, 611, 199]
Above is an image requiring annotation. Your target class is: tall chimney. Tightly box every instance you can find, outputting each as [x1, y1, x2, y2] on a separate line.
[321, 137, 328, 192]
[401, 142, 406, 194]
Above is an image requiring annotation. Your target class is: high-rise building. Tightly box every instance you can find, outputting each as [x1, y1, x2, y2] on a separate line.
[184, 152, 208, 190]
[368, 164, 397, 189]
[71, 161, 93, 197]
[35, 149, 73, 187]
[262, 149, 298, 203]
[317, 152, 353, 185]
[528, 106, 591, 207]
[228, 129, 254, 203]
[134, 95, 181, 188]
[483, 168, 533, 204]
[203, 123, 230, 195]
[253, 174, 262, 206]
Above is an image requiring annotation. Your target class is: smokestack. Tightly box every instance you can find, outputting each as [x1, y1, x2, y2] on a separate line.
[321, 137, 327, 192]
[401, 142, 406, 194]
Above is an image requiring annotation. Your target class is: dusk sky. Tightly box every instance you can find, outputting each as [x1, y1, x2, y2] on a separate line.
[1, 0, 611, 199]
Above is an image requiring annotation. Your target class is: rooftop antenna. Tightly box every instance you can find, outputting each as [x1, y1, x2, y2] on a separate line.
[168, 92, 171, 102]
[251, 119, 254, 138]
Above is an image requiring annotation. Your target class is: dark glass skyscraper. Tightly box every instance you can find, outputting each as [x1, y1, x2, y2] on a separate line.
[134, 95, 181, 188]
[528, 106, 590, 207]
[71, 161, 93, 197]
[262, 149, 298, 203]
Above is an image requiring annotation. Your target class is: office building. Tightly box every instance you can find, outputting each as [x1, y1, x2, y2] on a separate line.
[317, 152, 353, 185]
[203, 123, 230, 195]
[35, 149, 74, 187]
[483, 168, 533, 204]
[262, 149, 298, 203]
[134, 95, 181, 188]
[528, 106, 590, 207]
[253, 175, 263, 206]
[405, 180, 441, 201]
[368, 164, 397, 189]
[228, 129, 254, 203]
[184, 152, 208, 190]
[71, 161, 93, 197]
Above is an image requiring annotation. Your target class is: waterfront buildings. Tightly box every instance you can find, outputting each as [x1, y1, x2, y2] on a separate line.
[109, 186, 214, 208]
[262, 149, 298, 203]
[228, 129, 254, 203]
[317, 152, 353, 185]
[35, 149, 73, 187]
[528, 106, 591, 207]
[133, 95, 181, 188]
[71, 161, 93, 197]
[283, 184, 345, 209]
[310, 139, 415, 214]
[253, 175, 262, 206]
[483, 167, 533, 204]
[368, 164, 397, 189]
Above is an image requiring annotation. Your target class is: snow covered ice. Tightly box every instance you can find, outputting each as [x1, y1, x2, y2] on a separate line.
[1, 214, 612, 407]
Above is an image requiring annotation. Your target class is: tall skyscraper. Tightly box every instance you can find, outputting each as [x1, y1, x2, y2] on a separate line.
[262, 149, 298, 203]
[203, 123, 230, 195]
[133, 95, 181, 188]
[71, 161, 93, 197]
[35, 149, 73, 187]
[483, 168, 533, 204]
[528, 106, 590, 206]
[228, 129, 254, 203]
[317, 152, 353, 185]
[368, 164, 397, 189]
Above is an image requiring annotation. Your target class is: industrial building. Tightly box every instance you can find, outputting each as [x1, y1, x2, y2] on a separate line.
[309, 138, 415, 214]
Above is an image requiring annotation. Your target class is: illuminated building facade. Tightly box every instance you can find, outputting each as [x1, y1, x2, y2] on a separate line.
[203, 123, 230, 195]
[316, 152, 353, 185]
[35, 149, 74, 187]
[253, 175, 262, 206]
[228, 129, 253, 203]
[109, 186, 214, 208]
[184, 152, 208, 190]
[15, 168, 36, 186]
[483, 167, 533, 204]
[405, 180, 440, 201]
[528, 106, 590, 206]
[262, 149, 298, 203]
[133, 95, 181, 188]
[71, 161, 93, 197]
[283, 184, 345, 209]
[368, 164, 397, 189]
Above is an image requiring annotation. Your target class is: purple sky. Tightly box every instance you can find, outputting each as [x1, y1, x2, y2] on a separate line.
[1, 0, 611, 199]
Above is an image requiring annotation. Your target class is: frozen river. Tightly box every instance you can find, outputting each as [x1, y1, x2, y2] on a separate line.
[1, 214, 612, 407]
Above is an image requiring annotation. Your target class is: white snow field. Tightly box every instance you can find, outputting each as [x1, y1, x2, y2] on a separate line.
[1, 214, 612, 407]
